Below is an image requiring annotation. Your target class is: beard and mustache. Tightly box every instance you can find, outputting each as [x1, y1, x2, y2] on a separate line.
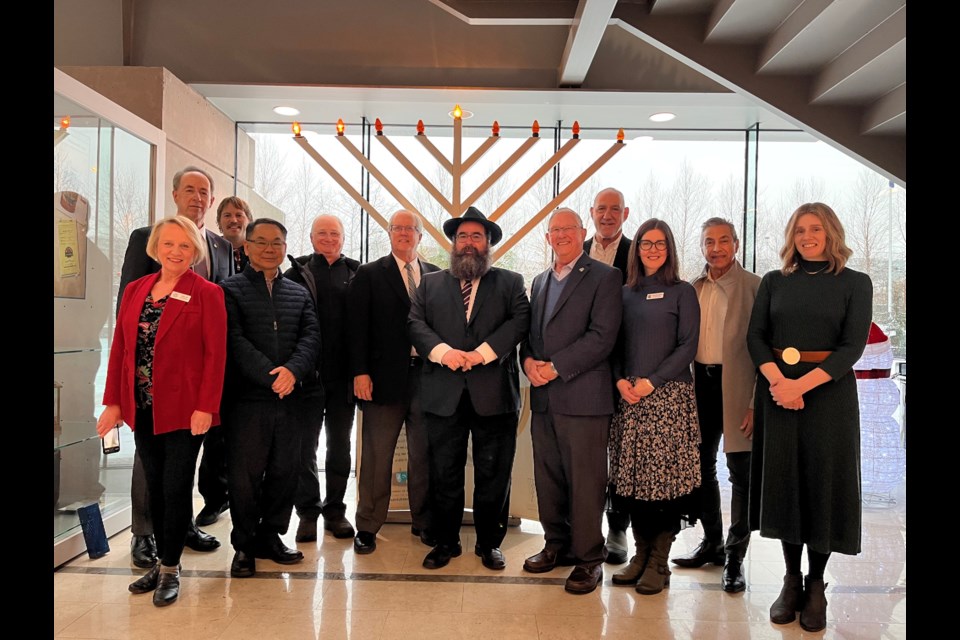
[449, 244, 491, 281]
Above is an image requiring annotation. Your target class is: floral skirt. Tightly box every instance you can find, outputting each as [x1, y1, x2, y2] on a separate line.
[609, 379, 701, 502]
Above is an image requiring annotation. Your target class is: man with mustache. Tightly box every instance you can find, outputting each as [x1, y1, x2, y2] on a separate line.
[408, 207, 530, 571]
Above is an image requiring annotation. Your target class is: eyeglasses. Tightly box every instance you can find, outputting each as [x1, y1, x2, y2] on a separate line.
[455, 232, 486, 243]
[639, 240, 668, 251]
[248, 240, 286, 250]
[390, 225, 419, 234]
[548, 225, 581, 235]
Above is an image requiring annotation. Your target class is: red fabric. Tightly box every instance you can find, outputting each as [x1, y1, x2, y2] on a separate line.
[103, 269, 227, 434]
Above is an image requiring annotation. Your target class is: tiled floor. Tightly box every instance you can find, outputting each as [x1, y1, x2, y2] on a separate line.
[53, 479, 906, 639]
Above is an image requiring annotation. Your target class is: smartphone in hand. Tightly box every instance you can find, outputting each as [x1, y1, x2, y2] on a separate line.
[101, 426, 120, 455]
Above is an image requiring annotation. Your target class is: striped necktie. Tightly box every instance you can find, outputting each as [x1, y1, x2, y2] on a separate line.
[461, 279, 472, 317]
[404, 262, 417, 299]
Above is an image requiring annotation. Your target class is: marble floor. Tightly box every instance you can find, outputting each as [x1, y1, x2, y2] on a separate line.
[53, 479, 906, 639]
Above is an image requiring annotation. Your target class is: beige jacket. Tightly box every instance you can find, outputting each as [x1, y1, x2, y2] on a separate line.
[691, 260, 761, 453]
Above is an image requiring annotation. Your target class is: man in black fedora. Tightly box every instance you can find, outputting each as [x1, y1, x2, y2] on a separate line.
[408, 206, 530, 571]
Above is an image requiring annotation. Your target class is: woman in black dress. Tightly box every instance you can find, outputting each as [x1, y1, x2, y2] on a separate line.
[747, 203, 872, 632]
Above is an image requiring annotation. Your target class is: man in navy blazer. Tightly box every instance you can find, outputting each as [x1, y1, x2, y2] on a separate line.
[581, 186, 633, 565]
[408, 207, 530, 571]
[520, 208, 623, 594]
[348, 210, 440, 555]
[116, 166, 234, 565]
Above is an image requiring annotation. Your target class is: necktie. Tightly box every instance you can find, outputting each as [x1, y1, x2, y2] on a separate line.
[461, 279, 472, 317]
[404, 262, 417, 299]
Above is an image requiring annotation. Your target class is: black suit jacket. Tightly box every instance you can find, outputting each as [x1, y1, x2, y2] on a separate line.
[347, 254, 440, 405]
[117, 225, 234, 313]
[521, 253, 623, 416]
[408, 267, 530, 417]
[584, 235, 632, 284]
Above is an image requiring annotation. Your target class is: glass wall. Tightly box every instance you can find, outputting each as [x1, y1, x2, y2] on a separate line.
[54, 93, 155, 552]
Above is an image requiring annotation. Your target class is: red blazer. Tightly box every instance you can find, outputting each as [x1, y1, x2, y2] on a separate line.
[103, 269, 227, 435]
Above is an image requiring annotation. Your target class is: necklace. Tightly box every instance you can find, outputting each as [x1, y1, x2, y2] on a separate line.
[801, 263, 828, 275]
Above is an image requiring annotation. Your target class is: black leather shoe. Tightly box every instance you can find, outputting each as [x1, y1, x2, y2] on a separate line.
[671, 538, 724, 568]
[523, 548, 577, 574]
[296, 518, 318, 543]
[184, 523, 221, 552]
[254, 536, 304, 564]
[153, 569, 180, 607]
[475, 546, 506, 571]
[353, 531, 377, 554]
[196, 502, 229, 527]
[565, 564, 603, 594]
[323, 515, 356, 539]
[770, 573, 805, 624]
[422, 543, 462, 569]
[230, 550, 256, 578]
[130, 534, 158, 568]
[722, 555, 746, 593]
[800, 576, 828, 632]
[128, 564, 161, 594]
[412, 526, 437, 547]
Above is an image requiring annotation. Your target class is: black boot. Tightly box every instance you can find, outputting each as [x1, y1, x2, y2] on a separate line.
[770, 573, 805, 624]
[800, 576, 828, 632]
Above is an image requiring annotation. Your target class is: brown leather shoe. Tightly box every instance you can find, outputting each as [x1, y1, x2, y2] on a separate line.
[523, 548, 577, 574]
[564, 564, 603, 594]
[770, 573, 805, 624]
[799, 576, 828, 632]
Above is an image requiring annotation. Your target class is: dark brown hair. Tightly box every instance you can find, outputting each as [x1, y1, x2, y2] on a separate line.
[626, 218, 681, 287]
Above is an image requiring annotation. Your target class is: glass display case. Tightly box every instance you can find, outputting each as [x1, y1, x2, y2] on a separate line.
[54, 70, 163, 567]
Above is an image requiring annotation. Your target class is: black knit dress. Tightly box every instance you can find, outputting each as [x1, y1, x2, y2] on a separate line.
[746, 259, 872, 555]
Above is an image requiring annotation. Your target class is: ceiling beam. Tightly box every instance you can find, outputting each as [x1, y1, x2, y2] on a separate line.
[862, 83, 905, 136]
[558, 0, 618, 86]
[758, 0, 833, 72]
[810, 4, 905, 103]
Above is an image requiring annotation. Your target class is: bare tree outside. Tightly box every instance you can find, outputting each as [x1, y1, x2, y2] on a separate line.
[662, 159, 712, 279]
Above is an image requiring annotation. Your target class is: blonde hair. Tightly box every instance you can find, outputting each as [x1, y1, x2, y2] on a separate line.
[146, 216, 207, 267]
[779, 202, 852, 275]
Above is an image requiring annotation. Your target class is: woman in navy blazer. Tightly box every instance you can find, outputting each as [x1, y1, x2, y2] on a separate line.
[97, 216, 227, 607]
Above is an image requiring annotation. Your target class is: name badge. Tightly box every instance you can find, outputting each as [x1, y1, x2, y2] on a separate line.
[646, 292, 664, 300]
[171, 291, 192, 303]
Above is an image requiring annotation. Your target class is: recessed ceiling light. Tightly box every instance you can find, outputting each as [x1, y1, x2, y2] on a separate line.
[273, 106, 300, 116]
[633, 135, 654, 142]
[649, 112, 676, 123]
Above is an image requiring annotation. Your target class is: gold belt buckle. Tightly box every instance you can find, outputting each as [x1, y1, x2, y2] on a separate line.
[781, 347, 801, 365]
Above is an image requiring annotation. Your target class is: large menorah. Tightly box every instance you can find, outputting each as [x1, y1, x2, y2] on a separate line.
[291, 106, 625, 261]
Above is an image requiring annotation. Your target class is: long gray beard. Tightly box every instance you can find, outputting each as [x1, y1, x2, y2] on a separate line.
[449, 249, 491, 281]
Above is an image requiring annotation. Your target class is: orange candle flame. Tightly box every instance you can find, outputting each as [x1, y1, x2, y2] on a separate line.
[532, 120, 540, 136]
[572, 121, 580, 137]
[336, 119, 345, 136]
[616, 128, 625, 142]
[292, 122, 301, 136]
[452, 104, 463, 120]
[492, 120, 500, 136]
[417, 119, 425, 135]
[60, 116, 70, 130]
[375, 118, 383, 134]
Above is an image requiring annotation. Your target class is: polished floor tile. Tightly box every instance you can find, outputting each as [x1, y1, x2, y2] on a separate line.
[54, 480, 906, 639]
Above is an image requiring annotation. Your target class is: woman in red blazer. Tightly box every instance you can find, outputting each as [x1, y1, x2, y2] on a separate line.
[97, 216, 227, 607]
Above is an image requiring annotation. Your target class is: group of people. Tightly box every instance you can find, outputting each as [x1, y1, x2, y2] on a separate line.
[96, 172, 872, 634]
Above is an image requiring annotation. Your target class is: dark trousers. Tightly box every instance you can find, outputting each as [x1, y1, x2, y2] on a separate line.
[531, 411, 609, 565]
[294, 377, 356, 520]
[694, 362, 751, 557]
[133, 408, 204, 567]
[197, 424, 228, 511]
[130, 451, 153, 536]
[425, 392, 518, 550]
[225, 396, 310, 553]
[355, 363, 431, 533]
